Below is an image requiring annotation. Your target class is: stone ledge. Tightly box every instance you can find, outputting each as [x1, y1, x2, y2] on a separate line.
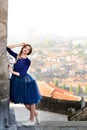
[40, 121, 87, 126]
[17, 122, 87, 130]
[4, 124, 17, 130]
[0, 108, 17, 130]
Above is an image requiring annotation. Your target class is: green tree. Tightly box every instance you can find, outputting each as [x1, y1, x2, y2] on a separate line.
[69, 85, 73, 93]
[84, 84, 87, 94]
[55, 80, 58, 87]
[62, 84, 66, 90]
[53, 79, 58, 87]
[76, 84, 81, 95]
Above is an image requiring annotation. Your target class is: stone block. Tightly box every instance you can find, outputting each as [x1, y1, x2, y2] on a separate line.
[0, 109, 17, 130]
[0, 0, 8, 22]
[0, 80, 9, 100]
[35, 126, 60, 130]
[0, 98, 9, 129]
[0, 55, 8, 80]
[0, 23, 6, 37]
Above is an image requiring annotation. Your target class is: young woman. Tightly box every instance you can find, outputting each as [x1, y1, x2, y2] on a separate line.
[7, 43, 42, 126]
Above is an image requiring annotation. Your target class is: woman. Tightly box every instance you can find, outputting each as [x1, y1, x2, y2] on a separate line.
[7, 42, 42, 126]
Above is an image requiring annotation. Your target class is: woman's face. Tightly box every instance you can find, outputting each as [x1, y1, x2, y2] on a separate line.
[22, 46, 31, 55]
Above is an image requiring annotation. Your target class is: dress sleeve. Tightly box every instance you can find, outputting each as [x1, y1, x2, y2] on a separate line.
[20, 59, 31, 77]
[7, 47, 17, 59]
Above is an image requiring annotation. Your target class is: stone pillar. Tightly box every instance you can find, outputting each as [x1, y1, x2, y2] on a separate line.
[0, 0, 9, 129]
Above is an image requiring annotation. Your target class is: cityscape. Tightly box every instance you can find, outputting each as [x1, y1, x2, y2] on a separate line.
[28, 36, 87, 98]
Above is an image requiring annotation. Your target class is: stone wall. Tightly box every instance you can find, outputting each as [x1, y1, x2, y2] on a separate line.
[36, 96, 85, 115]
[0, 0, 9, 129]
[0, 0, 9, 100]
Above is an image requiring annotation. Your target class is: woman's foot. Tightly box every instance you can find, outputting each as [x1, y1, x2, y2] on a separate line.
[35, 112, 40, 124]
[23, 120, 35, 127]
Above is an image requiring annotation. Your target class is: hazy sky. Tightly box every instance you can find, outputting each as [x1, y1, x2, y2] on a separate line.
[8, 0, 87, 43]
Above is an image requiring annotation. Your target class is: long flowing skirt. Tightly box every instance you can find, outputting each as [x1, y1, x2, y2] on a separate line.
[10, 73, 42, 104]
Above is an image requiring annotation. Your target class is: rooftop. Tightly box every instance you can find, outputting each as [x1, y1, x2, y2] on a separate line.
[37, 81, 81, 101]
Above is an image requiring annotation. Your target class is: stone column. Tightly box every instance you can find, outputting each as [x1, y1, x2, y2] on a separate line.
[0, 0, 9, 129]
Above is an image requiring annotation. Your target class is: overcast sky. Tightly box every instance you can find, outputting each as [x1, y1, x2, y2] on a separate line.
[8, 0, 87, 43]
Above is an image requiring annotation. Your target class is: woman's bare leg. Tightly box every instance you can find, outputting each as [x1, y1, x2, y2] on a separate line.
[25, 104, 38, 116]
[30, 104, 35, 121]
[25, 104, 31, 110]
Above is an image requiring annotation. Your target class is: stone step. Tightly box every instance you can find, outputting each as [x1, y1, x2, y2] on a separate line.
[10, 104, 87, 130]
[68, 107, 87, 121]
[17, 121, 87, 130]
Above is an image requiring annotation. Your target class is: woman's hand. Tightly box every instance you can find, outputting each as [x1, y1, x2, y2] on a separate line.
[19, 42, 26, 46]
[8, 64, 12, 73]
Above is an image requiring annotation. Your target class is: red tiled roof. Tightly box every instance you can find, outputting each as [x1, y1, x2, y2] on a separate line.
[52, 91, 80, 101]
[37, 81, 80, 101]
[37, 81, 55, 97]
[47, 83, 74, 94]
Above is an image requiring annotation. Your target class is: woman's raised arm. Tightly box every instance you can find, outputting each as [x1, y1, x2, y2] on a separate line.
[7, 42, 26, 48]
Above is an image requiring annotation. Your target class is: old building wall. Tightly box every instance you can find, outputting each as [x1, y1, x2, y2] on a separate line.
[0, 0, 9, 100]
[0, 0, 9, 129]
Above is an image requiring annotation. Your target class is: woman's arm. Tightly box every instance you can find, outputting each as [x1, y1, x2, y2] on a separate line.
[7, 42, 26, 48]
[10, 70, 20, 76]
[7, 47, 17, 58]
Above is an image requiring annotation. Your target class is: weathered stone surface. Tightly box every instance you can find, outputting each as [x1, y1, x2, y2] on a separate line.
[77, 127, 87, 130]
[0, 41, 7, 54]
[0, 98, 9, 129]
[12, 105, 87, 130]
[35, 126, 60, 130]
[61, 128, 77, 130]
[0, 0, 9, 129]
[0, 0, 8, 98]
[36, 96, 81, 115]
[0, 80, 9, 99]
[0, 8, 7, 22]
[0, 23, 6, 37]
[0, 56, 8, 80]
[0, 0, 8, 9]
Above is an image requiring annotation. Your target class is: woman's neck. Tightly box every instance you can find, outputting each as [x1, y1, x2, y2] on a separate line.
[21, 53, 27, 58]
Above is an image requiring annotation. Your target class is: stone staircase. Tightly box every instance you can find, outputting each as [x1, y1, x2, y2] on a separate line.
[17, 121, 87, 130]
[8, 106, 87, 130]
[68, 107, 87, 121]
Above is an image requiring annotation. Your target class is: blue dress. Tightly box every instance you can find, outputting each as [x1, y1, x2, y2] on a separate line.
[7, 47, 42, 104]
